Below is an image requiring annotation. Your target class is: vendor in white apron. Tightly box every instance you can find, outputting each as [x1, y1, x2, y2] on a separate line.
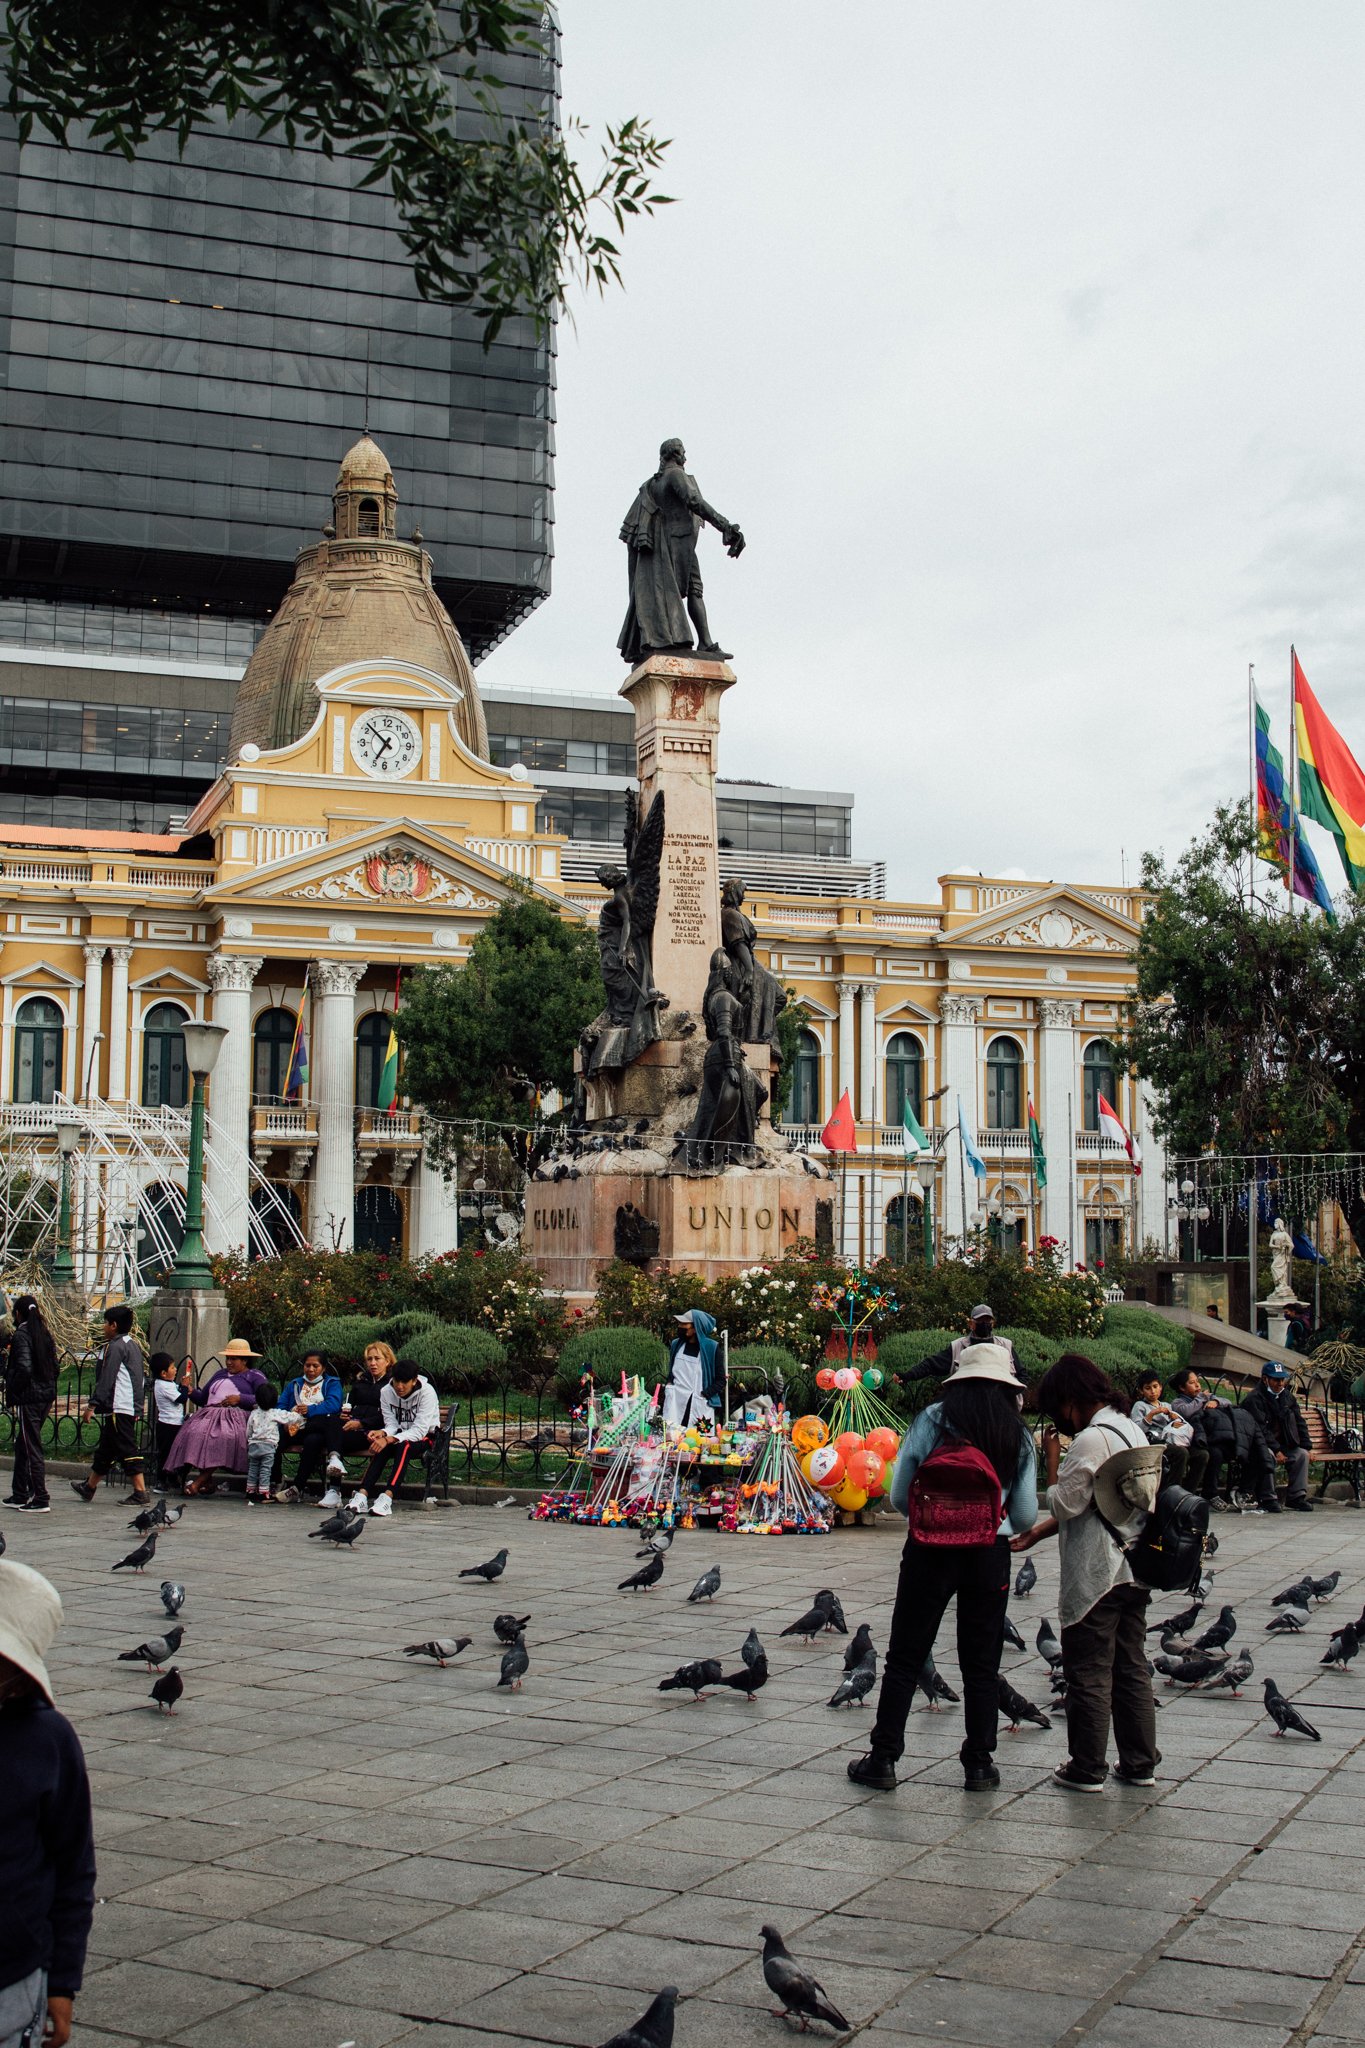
[662, 1309, 719, 1430]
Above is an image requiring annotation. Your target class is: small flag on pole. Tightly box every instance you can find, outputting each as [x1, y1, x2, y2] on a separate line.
[1293, 651, 1365, 892]
[1096, 1092, 1141, 1176]
[377, 1017, 399, 1115]
[821, 1090, 857, 1153]
[284, 999, 308, 1102]
[1026, 1096, 1047, 1190]
[957, 1096, 986, 1181]
[1255, 686, 1334, 914]
[902, 1099, 930, 1158]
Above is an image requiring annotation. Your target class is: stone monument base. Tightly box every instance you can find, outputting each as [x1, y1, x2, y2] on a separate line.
[525, 1166, 829, 1295]
[146, 1287, 231, 1369]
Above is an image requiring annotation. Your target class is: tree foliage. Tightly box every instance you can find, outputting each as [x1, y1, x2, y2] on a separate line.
[1124, 804, 1365, 1246]
[396, 889, 604, 1168]
[771, 990, 811, 1125]
[2, 0, 671, 341]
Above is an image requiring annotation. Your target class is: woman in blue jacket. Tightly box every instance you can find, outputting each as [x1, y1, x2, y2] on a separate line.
[275, 1350, 345, 1502]
[662, 1310, 720, 1429]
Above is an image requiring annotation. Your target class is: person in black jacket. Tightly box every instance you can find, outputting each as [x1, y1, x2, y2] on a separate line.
[1242, 1362, 1313, 1513]
[71, 1305, 147, 1506]
[0, 1560, 95, 2048]
[3, 1296, 60, 1515]
[897, 1304, 1020, 1385]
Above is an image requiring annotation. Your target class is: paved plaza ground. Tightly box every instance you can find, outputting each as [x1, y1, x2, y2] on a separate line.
[12, 1486, 1365, 2048]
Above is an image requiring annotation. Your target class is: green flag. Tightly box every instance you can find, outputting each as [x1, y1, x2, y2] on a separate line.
[902, 1099, 929, 1157]
[1027, 1096, 1047, 1190]
[377, 1020, 399, 1115]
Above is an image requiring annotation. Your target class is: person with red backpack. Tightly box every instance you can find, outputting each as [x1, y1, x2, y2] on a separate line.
[846, 1343, 1038, 1794]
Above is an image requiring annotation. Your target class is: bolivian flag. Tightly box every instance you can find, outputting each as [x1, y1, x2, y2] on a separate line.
[377, 1018, 399, 1115]
[1293, 651, 1365, 891]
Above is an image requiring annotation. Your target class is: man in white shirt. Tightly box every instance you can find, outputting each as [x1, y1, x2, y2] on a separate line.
[71, 1306, 148, 1506]
[347, 1364, 439, 1519]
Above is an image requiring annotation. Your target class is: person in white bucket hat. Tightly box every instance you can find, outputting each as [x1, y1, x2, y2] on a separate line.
[0, 1561, 94, 2048]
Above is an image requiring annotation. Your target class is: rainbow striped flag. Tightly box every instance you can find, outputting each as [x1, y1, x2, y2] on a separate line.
[1293, 650, 1365, 891]
[284, 999, 308, 1102]
[1256, 687, 1334, 914]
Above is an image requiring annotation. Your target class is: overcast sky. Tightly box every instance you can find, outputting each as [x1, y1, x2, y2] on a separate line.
[478, 2, 1365, 901]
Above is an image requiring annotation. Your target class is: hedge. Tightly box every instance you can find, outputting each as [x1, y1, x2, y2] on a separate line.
[557, 1325, 668, 1395]
[1099, 1304, 1192, 1376]
[378, 1310, 443, 1350]
[294, 1315, 386, 1364]
[396, 1323, 506, 1392]
[875, 1330, 957, 1378]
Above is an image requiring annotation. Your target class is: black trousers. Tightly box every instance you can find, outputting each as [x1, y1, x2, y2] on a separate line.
[91, 1412, 143, 1478]
[868, 1535, 1010, 1767]
[362, 1436, 431, 1499]
[11, 1400, 51, 1504]
[154, 1421, 183, 1484]
[1164, 1444, 1209, 1493]
[278, 1413, 343, 1493]
[1061, 1583, 1159, 1779]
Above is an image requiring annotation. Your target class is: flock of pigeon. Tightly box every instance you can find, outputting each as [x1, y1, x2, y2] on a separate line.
[106, 1495, 189, 1714]
[597, 1932, 851, 2048]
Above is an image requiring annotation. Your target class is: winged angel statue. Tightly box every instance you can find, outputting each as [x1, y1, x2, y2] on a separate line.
[587, 791, 667, 1074]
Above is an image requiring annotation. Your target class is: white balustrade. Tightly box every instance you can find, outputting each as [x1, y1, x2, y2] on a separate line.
[0, 859, 92, 883]
[128, 866, 216, 889]
[251, 827, 326, 865]
[466, 836, 535, 877]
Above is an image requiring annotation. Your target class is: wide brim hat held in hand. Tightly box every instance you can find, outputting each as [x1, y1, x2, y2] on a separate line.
[945, 1342, 1024, 1390]
[0, 1559, 63, 1702]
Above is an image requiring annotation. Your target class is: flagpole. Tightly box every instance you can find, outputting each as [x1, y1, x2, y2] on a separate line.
[1289, 645, 1300, 918]
[1067, 1089, 1075, 1264]
[1248, 662, 1258, 912]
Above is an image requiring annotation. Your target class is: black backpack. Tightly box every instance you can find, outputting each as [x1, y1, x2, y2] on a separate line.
[1125, 1480, 1209, 1593]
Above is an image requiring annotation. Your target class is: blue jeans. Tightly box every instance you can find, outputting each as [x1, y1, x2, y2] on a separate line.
[246, 1446, 274, 1493]
[0, 1967, 45, 2047]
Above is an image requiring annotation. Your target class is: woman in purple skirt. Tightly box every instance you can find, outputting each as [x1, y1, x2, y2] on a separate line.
[166, 1340, 265, 1495]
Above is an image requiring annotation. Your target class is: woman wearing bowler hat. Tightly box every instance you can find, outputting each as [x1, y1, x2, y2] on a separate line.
[166, 1337, 267, 1496]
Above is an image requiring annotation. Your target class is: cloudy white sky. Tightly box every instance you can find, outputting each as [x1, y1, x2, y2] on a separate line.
[479, 2, 1365, 901]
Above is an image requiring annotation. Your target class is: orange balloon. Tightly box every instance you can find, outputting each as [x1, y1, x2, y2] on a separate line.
[834, 1430, 864, 1464]
[829, 1477, 868, 1512]
[865, 1426, 900, 1464]
[792, 1414, 829, 1456]
[804, 1446, 845, 1492]
[845, 1448, 886, 1495]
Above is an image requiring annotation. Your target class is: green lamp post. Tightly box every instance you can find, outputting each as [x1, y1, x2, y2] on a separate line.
[914, 1152, 936, 1269]
[51, 1115, 79, 1284]
[165, 1020, 228, 1292]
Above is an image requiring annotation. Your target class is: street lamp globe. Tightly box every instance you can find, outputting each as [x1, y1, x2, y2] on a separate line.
[55, 1116, 80, 1157]
[1180, 1178, 1195, 1197]
[914, 1155, 935, 1193]
[180, 1020, 228, 1079]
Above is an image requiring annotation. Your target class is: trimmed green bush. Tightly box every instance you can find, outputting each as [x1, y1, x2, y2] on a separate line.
[295, 1314, 385, 1364]
[875, 1330, 957, 1377]
[996, 1327, 1066, 1380]
[378, 1310, 443, 1350]
[395, 1323, 505, 1392]
[727, 1344, 801, 1390]
[1099, 1304, 1192, 1376]
[557, 1324, 668, 1395]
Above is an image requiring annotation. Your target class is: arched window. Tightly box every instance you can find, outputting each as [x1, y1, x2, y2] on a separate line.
[354, 1184, 404, 1253]
[252, 1183, 302, 1257]
[357, 496, 380, 536]
[142, 1002, 188, 1110]
[884, 1192, 925, 1263]
[253, 1007, 298, 1105]
[13, 996, 63, 1105]
[788, 1028, 821, 1125]
[1083, 1038, 1118, 1131]
[356, 1011, 392, 1110]
[985, 1036, 1023, 1130]
[885, 1032, 923, 1128]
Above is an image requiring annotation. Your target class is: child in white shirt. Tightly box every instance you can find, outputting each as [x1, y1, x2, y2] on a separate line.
[244, 1384, 293, 1504]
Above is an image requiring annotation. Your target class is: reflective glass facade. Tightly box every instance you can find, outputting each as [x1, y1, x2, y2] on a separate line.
[0, 11, 556, 657]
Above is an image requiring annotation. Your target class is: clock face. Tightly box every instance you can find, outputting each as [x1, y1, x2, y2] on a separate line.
[350, 709, 420, 779]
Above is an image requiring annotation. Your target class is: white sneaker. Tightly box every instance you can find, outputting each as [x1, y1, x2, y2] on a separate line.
[318, 1487, 342, 1509]
[370, 1492, 393, 1518]
[326, 1455, 346, 1480]
[346, 1490, 369, 1513]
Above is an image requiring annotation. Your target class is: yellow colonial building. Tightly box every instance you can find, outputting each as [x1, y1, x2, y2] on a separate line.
[0, 438, 1162, 1288]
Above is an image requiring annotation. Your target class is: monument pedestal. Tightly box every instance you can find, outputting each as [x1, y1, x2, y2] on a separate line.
[1258, 1293, 1307, 1353]
[528, 1167, 828, 1294]
[147, 1287, 230, 1368]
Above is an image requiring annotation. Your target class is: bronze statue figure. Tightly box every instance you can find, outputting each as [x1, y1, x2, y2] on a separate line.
[720, 879, 787, 1051]
[588, 790, 667, 1074]
[618, 438, 745, 666]
[679, 971, 767, 1169]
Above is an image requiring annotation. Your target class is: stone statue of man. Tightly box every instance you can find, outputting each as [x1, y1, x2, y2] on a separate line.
[618, 438, 744, 666]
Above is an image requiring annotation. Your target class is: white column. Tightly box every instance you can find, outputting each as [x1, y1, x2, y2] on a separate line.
[80, 942, 104, 1101]
[939, 994, 981, 1244]
[106, 943, 132, 1101]
[1137, 1080, 1166, 1249]
[206, 955, 262, 1255]
[836, 979, 857, 1109]
[413, 1135, 460, 1257]
[311, 959, 366, 1252]
[1037, 999, 1079, 1254]
[859, 981, 878, 1125]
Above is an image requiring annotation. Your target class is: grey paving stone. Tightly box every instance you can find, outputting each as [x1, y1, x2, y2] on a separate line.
[146, 1919, 367, 1988]
[1164, 1911, 1354, 1978]
[876, 1974, 1092, 2044]
[1213, 1879, 1365, 1934]
[544, 1928, 749, 1994]
[1086, 2005, 1294, 2048]
[992, 1894, 1177, 1952]
[938, 1931, 1134, 1995]
[349, 1856, 529, 1908]
[1120, 1958, 1319, 2027]
[264, 1887, 454, 1944]
[76, 1960, 257, 2036]
[493, 1872, 677, 1927]
[1319, 1984, 1365, 2033]
[448, 1973, 662, 2045]
[171, 1990, 419, 2048]
[388, 1907, 591, 1968]
[284, 1947, 516, 2021]
[116, 1866, 314, 1918]
[86, 1900, 218, 1958]
[864, 1876, 1021, 1931]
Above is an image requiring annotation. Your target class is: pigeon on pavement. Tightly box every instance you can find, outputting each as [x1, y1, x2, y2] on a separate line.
[740, 1627, 766, 1669]
[1322, 1622, 1360, 1672]
[843, 1624, 874, 1672]
[781, 1601, 834, 1642]
[460, 1548, 509, 1582]
[597, 1986, 678, 2048]
[1150, 1597, 1204, 1636]
[1265, 1609, 1309, 1634]
[111, 1533, 157, 1574]
[635, 1530, 674, 1558]
[1272, 1578, 1315, 1609]
[150, 1667, 184, 1715]
[1313, 1571, 1342, 1602]
[404, 1637, 472, 1667]
[619, 1553, 664, 1593]
[1194, 1605, 1237, 1652]
[1155, 1651, 1231, 1686]
[159, 1582, 185, 1617]
[813, 1590, 848, 1635]
[916, 1655, 959, 1711]
[1003, 1615, 1027, 1653]
[760, 1925, 850, 2033]
[1202, 1648, 1253, 1694]
[128, 1500, 169, 1533]
[997, 1676, 1050, 1730]
[720, 1655, 769, 1701]
[330, 1514, 365, 1548]
[493, 1613, 531, 1644]
[687, 1565, 722, 1604]
[1264, 1677, 1320, 1739]
[497, 1638, 530, 1690]
[828, 1658, 878, 1710]
[308, 1506, 354, 1541]
[1013, 1557, 1037, 1598]
[1036, 1618, 1063, 1670]
[118, 1627, 185, 1670]
[658, 1659, 723, 1701]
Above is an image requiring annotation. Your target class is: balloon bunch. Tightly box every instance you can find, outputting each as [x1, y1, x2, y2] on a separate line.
[791, 1408, 902, 1513]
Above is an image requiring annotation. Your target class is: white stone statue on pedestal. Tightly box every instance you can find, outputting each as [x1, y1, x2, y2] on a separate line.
[1268, 1215, 1296, 1303]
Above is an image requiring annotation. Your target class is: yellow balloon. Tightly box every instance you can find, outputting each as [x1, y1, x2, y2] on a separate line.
[830, 1478, 868, 1512]
[791, 1414, 829, 1456]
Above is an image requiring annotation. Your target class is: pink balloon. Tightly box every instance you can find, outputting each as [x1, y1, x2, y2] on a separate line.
[834, 1367, 857, 1391]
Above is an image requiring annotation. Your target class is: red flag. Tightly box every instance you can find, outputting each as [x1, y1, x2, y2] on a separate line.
[821, 1089, 857, 1154]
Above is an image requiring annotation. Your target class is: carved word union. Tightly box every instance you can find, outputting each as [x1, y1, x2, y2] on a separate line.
[685, 1203, 802, 1237]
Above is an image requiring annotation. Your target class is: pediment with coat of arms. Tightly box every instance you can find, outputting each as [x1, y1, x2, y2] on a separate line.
[284, 842, 496, 909]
